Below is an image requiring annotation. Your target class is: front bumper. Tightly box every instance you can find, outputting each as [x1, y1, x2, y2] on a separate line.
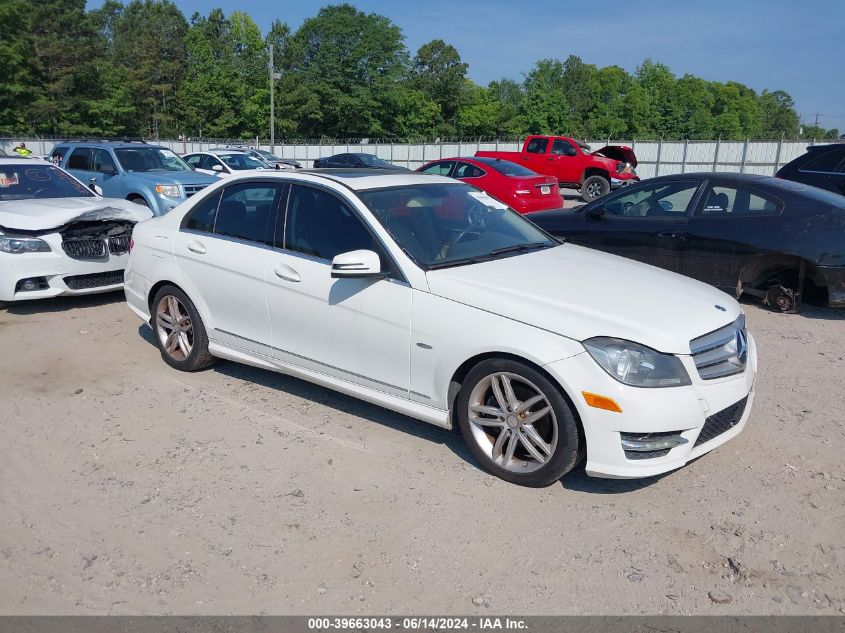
[0, 233, 129, 302]
[544, 332, 757, 479]
[610, 175, 639, 190]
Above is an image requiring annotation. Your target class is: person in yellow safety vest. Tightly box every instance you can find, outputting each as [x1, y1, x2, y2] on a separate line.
[12, 142, 33, 157]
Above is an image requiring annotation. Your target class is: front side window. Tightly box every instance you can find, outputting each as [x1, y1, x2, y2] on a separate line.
[214, 182, 282, 244]
[359, 183, 557, 268]
[551, 139, 575, 156]
[419, 161, 455, 176]
[453, 162, 485, 179]
[284, 185, 378, 261]
[600, 180, 700, 217]
[93, 149, 117, 174]
[0, 164, 94, 201]
[801, 149, 845, 174]
[525, 138, 548, 154]
[699, 185, 781, 217]
[67, 148, 92, 171]
[114, 147, 191, 173]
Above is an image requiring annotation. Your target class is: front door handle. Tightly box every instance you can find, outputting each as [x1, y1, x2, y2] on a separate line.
[274, 263, 301, 283]
[187, 240, 206, 254]
[656, 232, 688, 242]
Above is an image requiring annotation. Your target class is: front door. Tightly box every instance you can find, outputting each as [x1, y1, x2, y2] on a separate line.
[90, 148, 121, 197]
[173, 181, 284, 353]
[266, 183, 412, 398]
[565, 179, 703, 273]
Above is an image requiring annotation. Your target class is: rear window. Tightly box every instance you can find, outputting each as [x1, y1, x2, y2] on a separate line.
[525, 138, 548, 154]
[801, 149, 845, 173]
[476, 159, 536, 177]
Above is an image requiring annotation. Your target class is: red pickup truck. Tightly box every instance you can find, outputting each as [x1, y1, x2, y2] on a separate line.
[476, 135, 639, 202]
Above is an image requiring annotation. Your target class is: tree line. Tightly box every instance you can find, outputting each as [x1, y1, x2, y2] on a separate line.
[0, 0, 839, 141]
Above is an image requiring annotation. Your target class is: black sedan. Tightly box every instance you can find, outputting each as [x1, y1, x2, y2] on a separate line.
[530, 173, 845, 312]
[313, 153, 405, 170]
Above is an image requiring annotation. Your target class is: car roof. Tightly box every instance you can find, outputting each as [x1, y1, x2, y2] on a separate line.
[0, 156, 50, 164]
[59, 140, 167, 150]
[805, 143, 845, 150]
[222, 168, 455, 191]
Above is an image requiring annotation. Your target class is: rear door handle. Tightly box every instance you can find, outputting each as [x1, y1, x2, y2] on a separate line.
[187, 240, 206, 254]
[274, 263, 301, 283]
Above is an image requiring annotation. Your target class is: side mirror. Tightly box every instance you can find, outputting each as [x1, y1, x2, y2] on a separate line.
[586, 207, 606, 219]
[211, 164, 224, 172]
[330, 250, 385, 279]
[101, 164, 117, 176]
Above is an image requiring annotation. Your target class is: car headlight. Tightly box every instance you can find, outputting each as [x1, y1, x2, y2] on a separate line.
[583, 337, 691, 388]
[0, 234, 51, 254]
[155, 184, 181, 198]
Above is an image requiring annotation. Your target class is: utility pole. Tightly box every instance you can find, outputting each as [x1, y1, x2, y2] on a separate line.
[269, 45, 282, 153]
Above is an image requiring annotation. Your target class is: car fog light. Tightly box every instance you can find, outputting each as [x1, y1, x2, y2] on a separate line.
[16, 276, 48, 292]
[620, 432, 688, 452]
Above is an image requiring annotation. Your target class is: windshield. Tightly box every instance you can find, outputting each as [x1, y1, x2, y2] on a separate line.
[255, 149, 279, 161]
[219, 153, 268, 170]
[114, 147, 191, 173]
[358, 183, 557, 269]
[0, 164, 94, 201]
[359, 154, 394, 168]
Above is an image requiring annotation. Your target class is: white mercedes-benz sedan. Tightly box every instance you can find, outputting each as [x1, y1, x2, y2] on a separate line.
[0, 158, 152, 302]
[124, 170, 757, 486]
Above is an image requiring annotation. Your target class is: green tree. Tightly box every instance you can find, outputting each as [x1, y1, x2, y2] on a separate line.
[108, 0, 188, 138]
[457, 82, 499, 137]
[280, 4, 407, 137]
[487, 78, 525, 137]
[0, 0, 39, 133]
[520, 59, 571, 135]
[585, 65, 631, 139]
[410, 39, 468, 135]
[759, 89, 800, 138]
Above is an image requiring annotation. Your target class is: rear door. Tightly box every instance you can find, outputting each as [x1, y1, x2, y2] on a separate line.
[553, 179, 702, 272]
[520, 137, 550, 174]
[683, 180, 784, 288]
[174, 180, 284, 352]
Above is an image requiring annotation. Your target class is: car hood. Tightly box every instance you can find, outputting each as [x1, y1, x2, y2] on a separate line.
[0, 197, 152, 232]
[592, 145, 638, 167]
[131, 171, 217, 185]
[425, 244, 741, 355]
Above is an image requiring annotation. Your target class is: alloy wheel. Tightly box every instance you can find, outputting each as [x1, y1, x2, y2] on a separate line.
[467, 372, 558, 473]
[156, 295, 194, 361]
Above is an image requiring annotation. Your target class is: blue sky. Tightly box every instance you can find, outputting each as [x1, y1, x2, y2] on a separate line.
[87, 0, 845, 133]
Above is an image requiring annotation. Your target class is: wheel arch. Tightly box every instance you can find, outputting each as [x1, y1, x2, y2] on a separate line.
[447, 352, 585, 453]
[581, 167, 610, 184]
[146, 278, 215, 332]
[737, 253, 828, 305]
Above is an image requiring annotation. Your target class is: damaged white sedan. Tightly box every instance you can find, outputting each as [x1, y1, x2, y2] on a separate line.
[0, 158, 152, 302]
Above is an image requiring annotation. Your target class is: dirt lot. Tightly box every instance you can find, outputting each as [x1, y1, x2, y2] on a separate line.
[0, 292, 843, 616]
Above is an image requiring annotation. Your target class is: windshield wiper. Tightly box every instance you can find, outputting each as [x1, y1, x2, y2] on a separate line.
[427, 257, 486, 270]
[488, 242, 553, 257]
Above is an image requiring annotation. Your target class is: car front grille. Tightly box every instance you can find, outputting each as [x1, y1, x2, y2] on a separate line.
[62, 235, 131, 259]
[689, 315, 748, 380]
[62, 238, 107, 259]
[64, 270, 124, 290]
[184, 184, 208, 198]
[108, 234, 131, 255]
[694, 396, 748, 447]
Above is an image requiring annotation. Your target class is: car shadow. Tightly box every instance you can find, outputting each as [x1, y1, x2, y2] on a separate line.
[135, 324, 475, 466]
[560, 466, 669, 494]
[2, 290, 124, 315]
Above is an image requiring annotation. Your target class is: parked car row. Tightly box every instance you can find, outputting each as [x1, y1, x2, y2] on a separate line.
[2, 140, 842, 488]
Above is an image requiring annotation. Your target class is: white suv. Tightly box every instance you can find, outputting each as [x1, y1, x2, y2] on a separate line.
[124, 170, 757, 486]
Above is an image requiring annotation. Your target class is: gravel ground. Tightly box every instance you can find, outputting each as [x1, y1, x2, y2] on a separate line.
[0, 292, 843, 615]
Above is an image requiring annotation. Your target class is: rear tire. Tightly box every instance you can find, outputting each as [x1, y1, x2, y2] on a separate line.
[456, 359, 581, 487]
[581, 175, 610, 202]
[151, 285, 216, 371]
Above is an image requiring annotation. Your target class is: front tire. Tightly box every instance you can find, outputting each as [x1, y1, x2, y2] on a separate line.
[456, 359, 581, 487]
[581, 175, 610, 202]
[151, 285, 216, 371]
